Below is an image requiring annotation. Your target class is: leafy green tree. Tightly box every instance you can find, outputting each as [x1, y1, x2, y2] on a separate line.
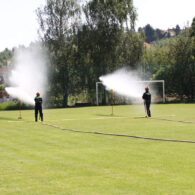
[190, 17, 195, 37]
[143, 38, 172, 80]
[37, 0, 80, 107]
[36, 0, 144, 106]
[190, 17, 195, 99]
[142, 20, 195, 101]
[80, 0, 139, 104]
[121, 31, 144, 68]
[0, 48, 13, 67]
[169, 36, 195, 100]
[153, 36, 195, 100]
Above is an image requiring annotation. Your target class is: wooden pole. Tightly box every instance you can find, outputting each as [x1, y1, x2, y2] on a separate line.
[110, 89, 114, 116]
[18, 101, 22, 119]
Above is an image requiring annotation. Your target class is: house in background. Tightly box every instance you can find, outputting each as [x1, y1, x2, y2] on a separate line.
[162, 28, 177, 38]
[144, 42, 151, 48]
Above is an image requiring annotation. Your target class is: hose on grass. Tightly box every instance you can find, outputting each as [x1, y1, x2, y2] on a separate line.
[42, 122, 195, 144]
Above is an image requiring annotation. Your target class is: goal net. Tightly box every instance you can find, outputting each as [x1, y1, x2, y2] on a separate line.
[96, 80, 165, 105]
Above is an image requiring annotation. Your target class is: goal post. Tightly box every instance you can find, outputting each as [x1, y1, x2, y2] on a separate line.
[96, 80, 165, 106]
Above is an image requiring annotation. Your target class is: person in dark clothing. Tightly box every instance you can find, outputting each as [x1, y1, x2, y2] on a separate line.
[142, 87, 151, 117]
[34, 92, 43, 122]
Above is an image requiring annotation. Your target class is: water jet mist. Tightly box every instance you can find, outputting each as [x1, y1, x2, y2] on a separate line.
[5, 45, 48, 105]
[99, 67, 152, 100]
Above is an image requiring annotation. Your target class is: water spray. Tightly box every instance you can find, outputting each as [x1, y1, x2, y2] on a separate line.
[99, 68, 145, 99]
[5, 45, 48, 106]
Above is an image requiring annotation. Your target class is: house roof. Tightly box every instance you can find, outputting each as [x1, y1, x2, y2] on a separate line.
[0, 67, 6, 72]
[144, 42, 151, 48]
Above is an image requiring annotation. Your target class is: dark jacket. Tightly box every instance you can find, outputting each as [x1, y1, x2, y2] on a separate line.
[142, 91, 151, 103]
[34, 96, 42, 108]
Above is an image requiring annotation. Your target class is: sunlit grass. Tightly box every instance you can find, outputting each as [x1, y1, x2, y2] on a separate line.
[0, 104, 195, 194]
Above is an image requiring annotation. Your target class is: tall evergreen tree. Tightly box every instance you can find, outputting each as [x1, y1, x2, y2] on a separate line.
[144, 24, 155, 43]
[175, 25, 181, 35]
[190, 17, 195, 37]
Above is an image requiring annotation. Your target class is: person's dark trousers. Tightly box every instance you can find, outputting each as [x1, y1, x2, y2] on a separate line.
[145, 102, 151, 117]
[35, 106, 43, 121]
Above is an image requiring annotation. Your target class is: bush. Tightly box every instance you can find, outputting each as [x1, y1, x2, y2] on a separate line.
[44, 96, 63, 108]
[0, 101, 33, 110]
[0, 84, 5, 91]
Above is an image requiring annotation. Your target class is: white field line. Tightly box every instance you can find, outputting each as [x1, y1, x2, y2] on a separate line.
[49, 116, 129, 122]
[7, 117, 128, 122]
[7, 115, 176, 123]
[8, 121, 25, 123]
[49, 115, 176, 122]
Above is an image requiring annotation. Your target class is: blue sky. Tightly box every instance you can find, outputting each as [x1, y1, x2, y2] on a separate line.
[0, 0, 194, 52]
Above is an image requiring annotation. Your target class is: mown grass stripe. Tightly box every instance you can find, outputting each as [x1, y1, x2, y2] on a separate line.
[42, 122, 195, 144]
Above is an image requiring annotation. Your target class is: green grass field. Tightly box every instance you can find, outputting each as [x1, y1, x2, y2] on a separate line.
[0, 104, 195, 195]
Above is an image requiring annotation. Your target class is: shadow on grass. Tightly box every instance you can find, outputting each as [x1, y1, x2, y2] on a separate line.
[0, 117, 35, 123]
[95, 113, 124, 117]
[0, 116, 19, 121]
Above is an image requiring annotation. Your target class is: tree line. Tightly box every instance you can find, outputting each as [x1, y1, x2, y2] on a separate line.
[143, 19, 195, 101]
[138, 24, 181, 43]
[36, 0, 143, 106]
[0, 0, 195, 106]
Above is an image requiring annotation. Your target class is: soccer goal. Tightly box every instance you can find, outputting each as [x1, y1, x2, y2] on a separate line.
[96, 80, 165, 106]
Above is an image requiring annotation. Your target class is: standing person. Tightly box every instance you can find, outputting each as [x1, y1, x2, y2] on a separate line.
[142, 87, 151, 117]
[34, 92, 43, 122]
